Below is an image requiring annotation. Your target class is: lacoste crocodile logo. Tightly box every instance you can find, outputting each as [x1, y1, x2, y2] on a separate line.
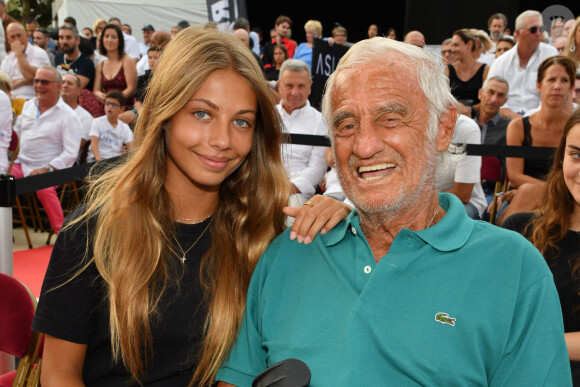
[435, 312, 456, 326]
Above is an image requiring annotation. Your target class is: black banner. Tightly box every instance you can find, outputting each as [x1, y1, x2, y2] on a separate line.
[206, 0, 247, 28]
[309, 38, 349, 109]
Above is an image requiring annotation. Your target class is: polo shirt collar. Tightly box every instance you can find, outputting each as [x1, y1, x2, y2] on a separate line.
[322, 193, 473, 252]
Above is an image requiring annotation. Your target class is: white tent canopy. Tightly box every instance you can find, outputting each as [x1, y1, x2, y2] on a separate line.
[53, 0, 209, 42]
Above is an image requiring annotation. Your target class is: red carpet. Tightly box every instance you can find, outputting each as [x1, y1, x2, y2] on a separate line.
[13, 246, 52, 298]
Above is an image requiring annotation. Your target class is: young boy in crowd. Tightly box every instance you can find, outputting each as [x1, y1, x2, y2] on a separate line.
[88, 91, 134, 162]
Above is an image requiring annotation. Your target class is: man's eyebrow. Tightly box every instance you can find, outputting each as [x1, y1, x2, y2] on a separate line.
[372, 102, 408, 116]
[332, 111, 354, 128]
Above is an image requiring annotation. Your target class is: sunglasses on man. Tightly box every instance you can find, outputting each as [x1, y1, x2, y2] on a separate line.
[33, 79, 61, 85]
[525, 25, 545, 34]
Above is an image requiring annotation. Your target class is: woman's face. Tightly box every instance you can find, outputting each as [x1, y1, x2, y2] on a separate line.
[368, 24, 378, 38]
[305, 28, 315, 43]
[165, 69, 257, 194]
[273, 47, 286, 65]
[563, 124, 580, 207]
[96, 21, 106, 35]
[451, 34, 471, 58]
[575, 24, 580, 45]
[103, 28, 119, 53]
[538, 64, 572, 106]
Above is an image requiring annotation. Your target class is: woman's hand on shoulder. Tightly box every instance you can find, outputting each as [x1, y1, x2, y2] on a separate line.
[283, 194, 352, 244]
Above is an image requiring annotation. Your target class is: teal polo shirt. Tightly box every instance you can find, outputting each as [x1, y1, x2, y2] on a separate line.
[217, 193, 571, 386]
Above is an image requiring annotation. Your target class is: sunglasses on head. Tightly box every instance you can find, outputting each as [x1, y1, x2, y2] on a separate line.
[33, 79, 60, 85]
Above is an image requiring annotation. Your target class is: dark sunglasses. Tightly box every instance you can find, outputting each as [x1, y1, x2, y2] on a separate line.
[33, 79, 61, 85]
[525, 25, 545, 34]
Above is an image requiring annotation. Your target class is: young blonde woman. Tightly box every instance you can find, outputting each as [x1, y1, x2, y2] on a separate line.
[33, 27, 347, 386]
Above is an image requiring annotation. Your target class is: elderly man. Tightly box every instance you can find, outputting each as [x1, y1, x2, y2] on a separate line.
[61, 73, 93, 156]
[216, 37, 571, 386]
[1, 22, 50, 99]
[55, 24, 95, 90]
[487, 10, 558, 116]
[12, 66, 82, 233]
[276, 59, 327, 209]
[475, 76, 510, 146]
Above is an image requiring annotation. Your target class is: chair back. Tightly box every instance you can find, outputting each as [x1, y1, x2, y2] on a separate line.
[0, 274, 43, 387]
[7, 129, 18, 174]
[480, 156, 502, 182]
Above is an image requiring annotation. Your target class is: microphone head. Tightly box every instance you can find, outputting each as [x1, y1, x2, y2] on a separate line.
[252, 358, 311, 387]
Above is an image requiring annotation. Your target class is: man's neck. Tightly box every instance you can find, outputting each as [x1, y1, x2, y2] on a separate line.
[478, 109, 497, 125]
[63, 97, 78, 109]
[358, 188, 442, 262]
[276, 34, 285, 43]
[65, 49, 80, 61]
[38, 99, 58, 115]
[517, 43, 537, 67]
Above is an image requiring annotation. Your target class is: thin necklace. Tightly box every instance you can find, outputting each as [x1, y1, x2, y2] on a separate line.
[426, 207, 439, 229]
[176, 213, 213, 224]
[173, 217, 213, 263]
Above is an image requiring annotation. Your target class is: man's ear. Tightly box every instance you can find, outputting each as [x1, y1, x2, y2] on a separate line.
[435, 107, 457, 152]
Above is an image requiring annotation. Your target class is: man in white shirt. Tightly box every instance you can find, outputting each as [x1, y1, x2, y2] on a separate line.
[276, 59, 327, 209]
[139, 24, 154, 59]
[436, 115, 487, 219]
[1, 22, 50, 99]
[487, 10, 558, 116]
[61, 73, 93, 160]
[12, 66, 82, 233]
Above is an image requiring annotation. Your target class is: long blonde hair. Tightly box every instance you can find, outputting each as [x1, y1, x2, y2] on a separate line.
[563, 16, 580, 63]
[68, 27, 288, 384]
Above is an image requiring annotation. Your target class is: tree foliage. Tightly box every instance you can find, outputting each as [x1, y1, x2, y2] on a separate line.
[7, 0, 52, 27]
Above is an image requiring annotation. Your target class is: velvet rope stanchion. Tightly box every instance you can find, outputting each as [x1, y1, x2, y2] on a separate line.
[0, 174, 14, 276]
[0, 174, 15, 375]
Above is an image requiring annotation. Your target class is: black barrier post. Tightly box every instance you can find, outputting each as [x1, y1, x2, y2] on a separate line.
[0, 174, 14, 276]
[0, 174, 15, 374]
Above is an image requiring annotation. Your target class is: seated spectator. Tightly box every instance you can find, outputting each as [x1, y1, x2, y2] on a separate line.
[502, 108, 580, 384]
[91, 17, 106, 49]
[487, 10, 558, 116]
[488, 13, 508, 53]
[88, 90, 133, 162]
[555, 37, 568, 55]
[563, 17, 580, 65]
[436, 114, 487, 219]
[122, 24, 131, 36]
[233, 17, 260, 57]
[441, 38, 454, 65]
[262, 15, 296, 67]
[563, 18, 576, 38]
[1, 22, 50, 99]
[233, 28, 264, 72]
[367, 24, 378, 39]
[403, 30, 425, 48]
[55, 24, 95, 90]
[472, 29, 494, 65]
[61, 73, 93, 161]
[139, 24, 154, 58]
[33, 27, 54, 66]
[89, 24, 137, 117]
[294, 20, 322, 69]
[445, 29, 489, 117]
[264, 44, 287, 81]
[494, 37, 514, 59]
[134, 46, 161, 115]
[136, 30, 171, 76]
[498, 56, 576, 224]
[12, 66, 82, 233]
[108, 17, 140, 61]
[329, 26, 353, 47]
[386, 27, 397, 40]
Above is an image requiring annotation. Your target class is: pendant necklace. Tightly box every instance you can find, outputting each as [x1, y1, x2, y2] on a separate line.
[173, 216, 213, 263]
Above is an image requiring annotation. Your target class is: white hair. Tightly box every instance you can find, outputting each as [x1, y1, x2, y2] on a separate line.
[515, 10, 541, 31]
[321, 36, 458, 168]
[279, 59, 312, 80]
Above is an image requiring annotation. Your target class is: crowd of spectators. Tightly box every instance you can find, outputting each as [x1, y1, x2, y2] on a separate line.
[0, 5, 579, 386]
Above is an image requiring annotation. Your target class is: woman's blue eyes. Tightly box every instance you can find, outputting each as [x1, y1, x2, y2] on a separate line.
[193, 111, 250, 127]
[194, 111, 209, 119]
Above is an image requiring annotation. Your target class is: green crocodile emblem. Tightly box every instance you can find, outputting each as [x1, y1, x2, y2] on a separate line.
[435, 312, 456, 326]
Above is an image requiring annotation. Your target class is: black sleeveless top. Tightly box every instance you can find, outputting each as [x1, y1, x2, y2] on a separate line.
[448, 63, 486, 106]
[521, 116, 554, 180]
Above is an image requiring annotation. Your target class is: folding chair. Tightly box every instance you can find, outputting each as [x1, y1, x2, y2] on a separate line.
[0, 274, 43, 387]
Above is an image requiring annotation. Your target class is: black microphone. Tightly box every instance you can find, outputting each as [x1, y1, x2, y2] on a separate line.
[251, 358, 311, 387]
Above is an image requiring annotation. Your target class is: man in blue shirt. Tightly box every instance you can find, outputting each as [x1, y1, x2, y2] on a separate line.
[217, 37, 571, 386]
